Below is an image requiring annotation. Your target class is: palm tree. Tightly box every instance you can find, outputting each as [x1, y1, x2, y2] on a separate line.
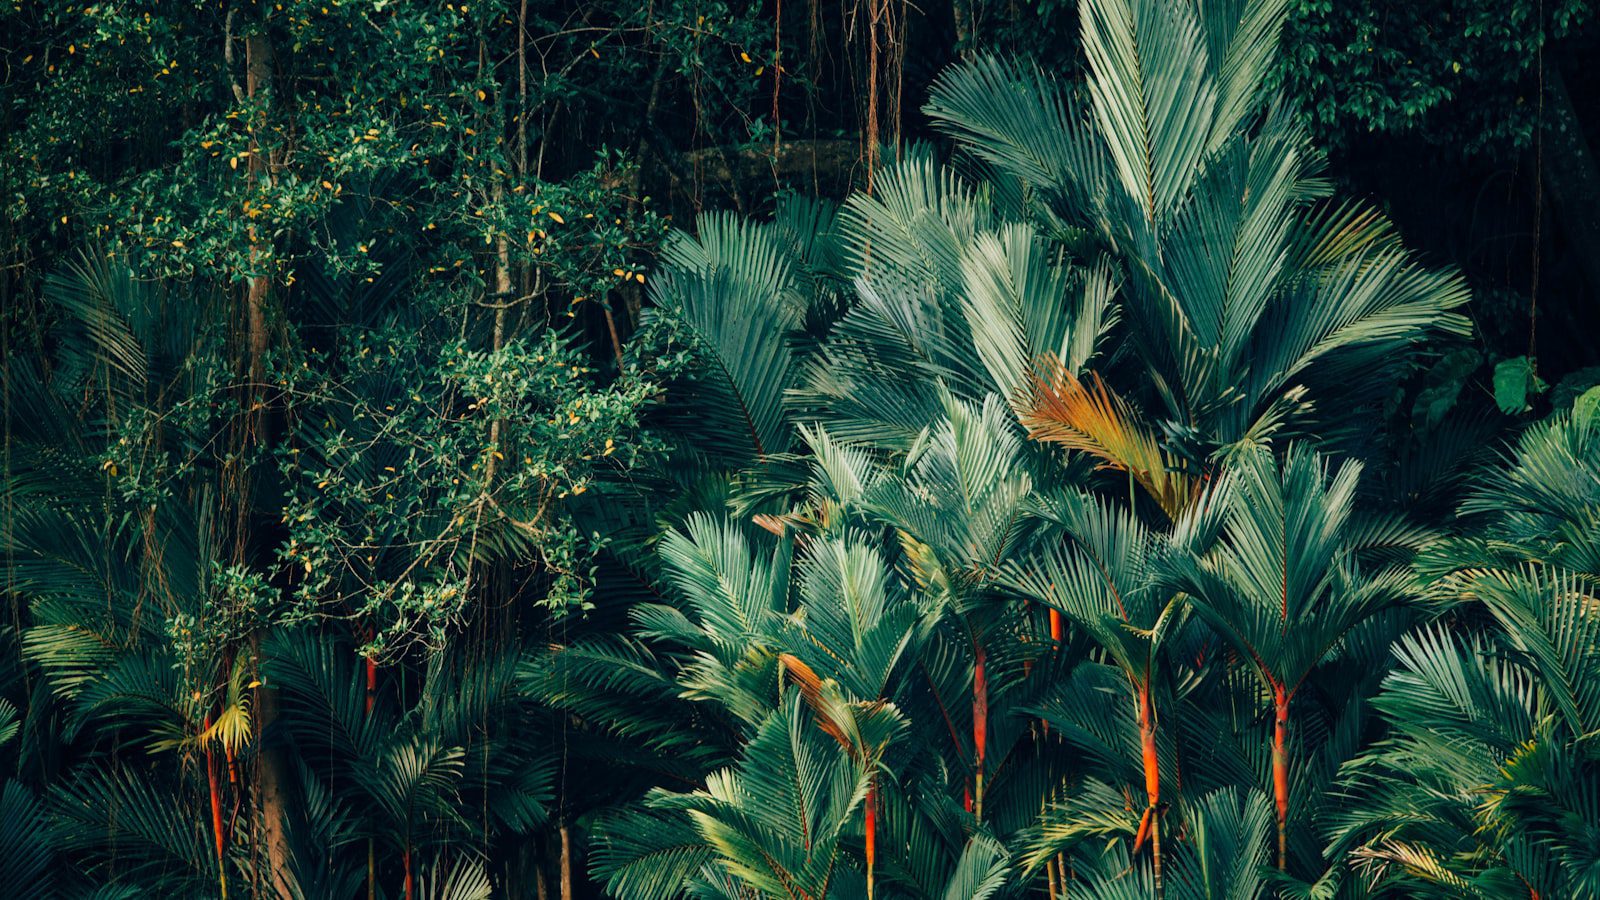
[1162, 446, 1415, 871]
[1335, 405, 1600, 898]
[924, 0, 1469, 471]
[3, 252, 252, 896]
[1007, 485, 1229, 893]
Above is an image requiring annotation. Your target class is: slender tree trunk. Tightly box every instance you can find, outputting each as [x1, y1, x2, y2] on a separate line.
[240, 25, 294, 898]
[972, 644, 988, 820]
[486, 230, 511, 483]
[1272, 683, 1290, 871]
[253, 652, 294, 899]
[559, 822, 574, 900]
[1134, 683, 1163, 897]
[485, 31, 511, 484]
[365, 653, 377, 900]
[204, 713, 228, 899]
[403, 844, 414, 900]
[864, 778, 877, 899]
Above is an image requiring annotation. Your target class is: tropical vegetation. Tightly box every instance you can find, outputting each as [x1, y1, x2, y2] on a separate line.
[1, 0, 1597, 897]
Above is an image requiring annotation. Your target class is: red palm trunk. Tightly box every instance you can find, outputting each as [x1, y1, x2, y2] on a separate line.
[1132, 683, 1163, 896]
[864, 779, 877, 899]
[972, 645, 988, 819]
[365, 653, 378, 900]
[1272, 682, 1290, 870]
[203, 712, 227, 896]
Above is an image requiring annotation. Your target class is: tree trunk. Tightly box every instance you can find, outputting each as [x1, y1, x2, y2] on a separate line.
[204, 713, 228, 899]
[558, 822, 574, 900]
[972, 644, 988, 820]
[241, 25, 295, 897]
[1133, 683, 1163, 898]
[365, 653, 377, 900]
[403, 845, 414, 900]
[864, 778, 877, 899]
[243, 30, 273, 378]
[1272, 683, 1290, 871]
[254, 659, 295, 899]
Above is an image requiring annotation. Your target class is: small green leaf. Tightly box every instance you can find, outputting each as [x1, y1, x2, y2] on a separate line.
[1492, 356, 1545, 414]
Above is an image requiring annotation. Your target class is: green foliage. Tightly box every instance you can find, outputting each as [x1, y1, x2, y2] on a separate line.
[279, 325, 659, 652]
[1493, 354, 1548, 414]
[1277, 0, 1593, 156]
[3, 0, 1598, 896]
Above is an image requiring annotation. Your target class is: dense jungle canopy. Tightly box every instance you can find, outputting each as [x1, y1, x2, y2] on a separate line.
[1, 0, 1599, 897]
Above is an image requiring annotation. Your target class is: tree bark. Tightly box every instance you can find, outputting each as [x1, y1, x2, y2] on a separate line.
[558, 822, 574, 900]
[253, 651, 295, 899]
[240, 24, 295, 897]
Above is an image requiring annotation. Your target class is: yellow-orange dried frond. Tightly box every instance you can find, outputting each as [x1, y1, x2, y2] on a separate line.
[1020, 356, 1196, 521]
[779, 653, 855, 752]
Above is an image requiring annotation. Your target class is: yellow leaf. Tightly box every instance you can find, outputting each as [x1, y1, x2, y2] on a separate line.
[476, 89, 486, 101]
[548, 212, 565, 224]
[321, 180, 333, 189]
[634, 272, 645, 283]
[740, 51, 751, 63]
